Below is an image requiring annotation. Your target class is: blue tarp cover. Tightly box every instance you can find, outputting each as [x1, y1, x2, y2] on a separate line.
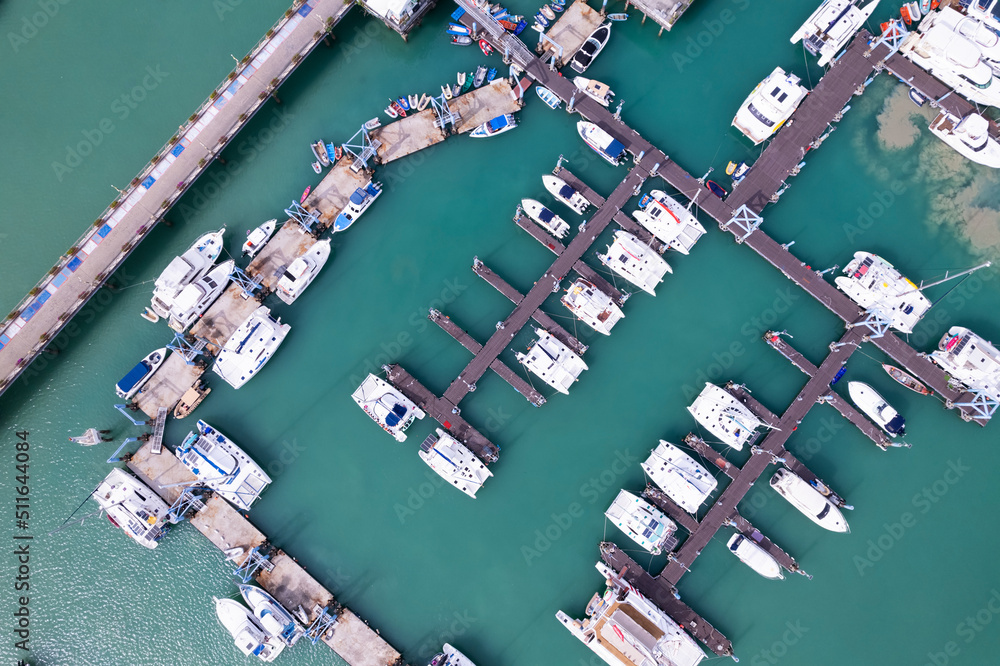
[606, 139, 626, 159]
[489, 116, 508, 131]
[116, 361, 150, 393]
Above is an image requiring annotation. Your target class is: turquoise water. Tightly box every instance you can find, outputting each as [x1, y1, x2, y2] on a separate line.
[3, 1, 1000, 665]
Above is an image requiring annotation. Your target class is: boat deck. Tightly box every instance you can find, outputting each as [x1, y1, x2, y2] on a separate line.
[134, 355, 206, 419]
[538, 0, 605, 66]
[126, 439, 401, 665]
[304, 159, 374, 227]
[372, 108, 445, 163]
[452, 79, 523, 134]
[246, 222, 318, 291]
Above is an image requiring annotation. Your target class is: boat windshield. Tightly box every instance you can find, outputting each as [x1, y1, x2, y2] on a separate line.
[558, 185, 576, 200]
[747, 102, 776, 127]
[538, 208, 554, 223]
[816, 502, 831, 520]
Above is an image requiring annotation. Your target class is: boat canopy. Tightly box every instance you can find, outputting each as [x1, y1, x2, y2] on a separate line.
[385, 403, 408, 427]
[606, 139, 626, 159]
[117, 361, 150, 393]
[538, 207, 555, 223]
[349, 189, 367, 205]
[489, 116, 509, 132]
[558, 184, 576, 199]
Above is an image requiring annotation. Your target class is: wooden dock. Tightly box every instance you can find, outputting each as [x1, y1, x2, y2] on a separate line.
[189, 282, 265, 349]
[537, 0, 605, 66]
[305, 160, 373, 227]
[452, 80, 523, 134]
[246, 222, 318, 290]
[372, 109, 444, 163]
[134, 355, 206, 419]
[126, 441, 403, 666]
[624, 0, 696, 34]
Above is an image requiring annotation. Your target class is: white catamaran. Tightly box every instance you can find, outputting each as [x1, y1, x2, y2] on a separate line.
[604, 489, 678, 555]
[641, 440, 718, 514]
[557, 561, 706, 666]
[834, 251, 931, 334]
[561, 278, 624, 335]
[515, 328, 588, 395]
[213, 306, 290, 389]
[732, 67, 809, 145]
[175, 420, 272, 511]
[597, 231, 671, 296]
[791, 0, 881, 67]
[92, 467, 173, 549]
[351, 374, 425, 441]
[632, 190, 706, 255]
[147, 228, 225, 321]
[418, 429, 493, 499]
[687, 383, 763, 451]
[932, 326, 1000, 400]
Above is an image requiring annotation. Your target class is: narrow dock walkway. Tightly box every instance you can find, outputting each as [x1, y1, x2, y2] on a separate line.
[683, 433, 737, 480]
[515, 214, 566, 254]
[471, 258, 587, 356]
[384, 364, 500, 462]
[189, 282, 264, 349]
[729, 512, 804, 576]
[642, 484, 699, 533]
[134, 355, 205, 419]
[127, 441, 403, 666]
[429, 309, 546, 406]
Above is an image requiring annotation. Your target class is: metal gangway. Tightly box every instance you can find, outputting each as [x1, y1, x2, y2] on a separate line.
[284, 201, 321, 233]
[342, 125, 382, 173]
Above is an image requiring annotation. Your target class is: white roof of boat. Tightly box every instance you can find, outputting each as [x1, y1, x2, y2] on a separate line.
[363, 0, 412, 20]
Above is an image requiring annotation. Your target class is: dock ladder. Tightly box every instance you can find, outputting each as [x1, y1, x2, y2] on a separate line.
[721, 204, 763, 243]
[284, 201, 321, 233]
[234, 546, 275, 583]
[229, 265, 264, 300]
[165, 485, 208, 523]
[166, 331, 210, 365]
[305, 605, 339, 644]
[952, 389, 999, 422]
[342, 125, 382, 173]
[149, 407, 168, 455]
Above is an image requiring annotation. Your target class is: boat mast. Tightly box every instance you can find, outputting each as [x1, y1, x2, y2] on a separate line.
[912, 261, 992, 293]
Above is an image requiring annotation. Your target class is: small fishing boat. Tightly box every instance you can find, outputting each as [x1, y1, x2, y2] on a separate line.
[311, 161, 321, 174]
[364, 117, 381, 130]
[606, 12, 628, 20]
[920, 0, 931, 12]
[532, 21, 546, 32]
[453, 83, 461, 96]
[479, 38, 494, 55]
[452, 35, 472, 45]
[706, 180, 727, 198]
[541, 4, 556, 19]
[487, 67, 497, 82]
[447, 22, 471, 35]
[397, 96, 410, 111]
[393, 99, 406, 116]
[493, 7, 510, 20]
[552, 1, 563, 10]
[499, 18, 520, 31]
[536, 86, 561, 109]
[300, 186, 311, 203]
[242, 219, 277, 258]
[310, 140, 330, 166]
[385, 103, 398, 118]
[573, 76, 614, 106]
[900, 4, 912, 24]
[727, 534, 784, 580]
[115, 347, 168, 399]
[174, 379, 211, 419]
[407, 93, 419, 108]
[535, 12, 549, 27]
[417, 93, 430, 110]
[882, 363, 933, 395]
[474, 64, 487, 87]
[730, 161, 749, 183]
[470, 114, 518, 138]
[908, 88, 927, 106]
[457, 71, 466, 86]
[461, 75, 474, 93]
[140, 308, 159, 323]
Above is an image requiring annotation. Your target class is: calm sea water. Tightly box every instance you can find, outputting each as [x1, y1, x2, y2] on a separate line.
[2, 1, 1000, 665]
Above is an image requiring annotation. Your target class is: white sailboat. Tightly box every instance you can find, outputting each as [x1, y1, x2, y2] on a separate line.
[239, 584, 305, 646]
[791, 0, 881, 67]
[732, 67, 809, 145]
[168, 260, 234, 332]
[557, 561, 706, 666]
[92, 468, 172, 549]
[351, 374, 425, 441]
[928, 111, 1000, 168]
[242, 219, 277, 259]
[726, 533, 784, 580]
[561, 278, 624, 335]
[834, 251, 931, 334]
[632, 190, 706, 254]
[515, 328, 588, 395]
[604, 489, 678, 555]
[213, 306, 290, 389]
[931, 326, 1000, 399]
[848, 381, 906, 437]
[175, 420, 272, 511]
[214, 597, 285, 662]
[418, 429, 493, 499]
[275, 239, 331, 305]
[686, 383, 763, 451]
[641, 440, 718, 514]
[542, 174, 591, 214]
[522, 198, 571, 239]
[769, 468, 849, 533]
[148, 228, 225, 320]
[596, 231, 671, 296]
[114, 347, 168, 399]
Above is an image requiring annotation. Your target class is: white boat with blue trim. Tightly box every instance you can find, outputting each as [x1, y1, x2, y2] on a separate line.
[351, 373, 425, 441]
[577, 121, 626, 165]
[213, 306, 290, 389]
[115, 347, 168, 399]
[522, 198, 570, 238]
[470, 114, 518, 138]
[214, 597, 285, 662]
[419, 428, 492, 498]
[334, 182, 382, 232]
[542, 174, 591, 214]
[239, 584, 305, 646]
[175, 420, 271, 510]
